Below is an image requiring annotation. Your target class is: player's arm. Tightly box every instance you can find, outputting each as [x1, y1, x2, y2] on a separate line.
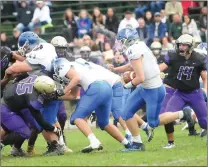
[130, 57, 145, 86]
[11, 51, 26, 62]
[159, 52, 173, 72]
[159, 63, 168, 72]
[64, 67, 81, 94]
[29, 106, 56, 132]
[59, 86, 80, 100]
[5, 60, 32, 75]
[111, 63, 133, 73]
[201, 70, 207, 92]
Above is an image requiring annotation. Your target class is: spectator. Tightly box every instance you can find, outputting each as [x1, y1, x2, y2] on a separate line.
[8, 28, 21, 51]
[135, 2, 150, 19]
[102, 43, 114, 64]
[77, 9, 92, 38]
[105, 8, 119, 33]
[95, 29, 111, 52]
[165, 1, 183, 19]
[112, 51, 127, 69]
[160, 9, 170, 34]
[92, 7, 106, 28]
[62, 8, 78, 43]
[16, 0, 34, 32]
[182, 15, 200, 39]
[90, 43, 104, 65]
[82, 35, 94, 48]
[149, 1, 165, 15]
[199, 7, 207, 42]
[148, 12, 167, 46]
[169, 13, 182, 42]
[161, 37, 174, 56]
[29, 1, 52, 33]
[136, 18, 149, 44]
[118, 11, 139, 31]
[94, 27, 116, 48]
[144, 11, 154, 28]
[0, 32, 9, 47]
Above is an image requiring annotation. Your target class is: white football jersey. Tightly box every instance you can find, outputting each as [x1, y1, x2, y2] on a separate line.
[125, 41, 162, 88]
[56, 58, 120, 91]
[25, 43, 57, 72]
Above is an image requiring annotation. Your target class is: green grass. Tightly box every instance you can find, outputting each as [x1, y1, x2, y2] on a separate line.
[1, 124, 207, 166]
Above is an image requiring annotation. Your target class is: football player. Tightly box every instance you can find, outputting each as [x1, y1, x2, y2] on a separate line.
[110, 28, 195, 151]
[1, 75, 63, 156]
[53, 57, 133, 153]
[159, 34, 207, 133]
[3, 32, 71, 155]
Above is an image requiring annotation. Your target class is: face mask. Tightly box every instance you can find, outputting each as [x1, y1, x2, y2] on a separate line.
[153, 49, 160, 56]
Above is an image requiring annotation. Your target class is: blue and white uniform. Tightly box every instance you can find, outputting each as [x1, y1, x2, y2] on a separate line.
[54, 58, 122, 129]
[123, 41, 166, 128]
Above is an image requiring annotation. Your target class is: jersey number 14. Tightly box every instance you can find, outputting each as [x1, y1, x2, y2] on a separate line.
[177, 66, 194, 80]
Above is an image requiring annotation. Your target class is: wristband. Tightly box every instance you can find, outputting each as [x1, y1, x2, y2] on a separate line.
[124, 81, 135, 89]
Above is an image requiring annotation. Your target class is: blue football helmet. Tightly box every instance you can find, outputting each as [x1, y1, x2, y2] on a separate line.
[18, 31, 40, 56]
[115, 28, 139, 53]
[197, 42, 207, 55]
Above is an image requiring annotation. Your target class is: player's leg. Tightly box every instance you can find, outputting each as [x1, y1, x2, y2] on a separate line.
[111, 82, 132, 139]
[122, 86, 146, 151]
[1, 105, 30, 157]
[95, 82, 131, 150]
[70, 82, 104, 152]
[159, 86, 176, 148]
[40, 100, 65, 155]
[189, 89, 208, 131]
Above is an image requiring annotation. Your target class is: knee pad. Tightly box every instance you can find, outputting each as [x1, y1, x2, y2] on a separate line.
[97, 119, 109, 130]
[164, 122, 174, 134]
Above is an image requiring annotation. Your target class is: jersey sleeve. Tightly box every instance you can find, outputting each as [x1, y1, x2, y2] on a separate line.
[164, 50, 176, 66]
[125, 44, 144, 61]
[200, 55, 208, 71]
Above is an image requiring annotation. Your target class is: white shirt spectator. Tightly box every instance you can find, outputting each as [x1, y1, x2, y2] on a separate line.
[32, 5, 52, 23]
[118, 17, 139, 31]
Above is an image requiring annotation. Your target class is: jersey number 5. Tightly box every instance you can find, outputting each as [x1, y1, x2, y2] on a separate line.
[16, 75, 38, 95]
[177, 66, 194, 80]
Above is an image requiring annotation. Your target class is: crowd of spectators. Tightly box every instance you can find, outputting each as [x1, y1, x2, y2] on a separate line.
[1, 1, 207, 74]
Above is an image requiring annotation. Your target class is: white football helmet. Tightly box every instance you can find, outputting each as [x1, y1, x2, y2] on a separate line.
[150, 41, 162, 56]
[51, 36, 69, 58]
[34, 76, 57, 94]
[176, 34, 195, 55]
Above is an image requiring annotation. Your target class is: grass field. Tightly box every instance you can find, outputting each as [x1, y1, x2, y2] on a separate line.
[1, 124, 207, 166]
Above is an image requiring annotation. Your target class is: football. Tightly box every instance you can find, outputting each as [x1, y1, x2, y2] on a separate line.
[122, 71, 136, 83]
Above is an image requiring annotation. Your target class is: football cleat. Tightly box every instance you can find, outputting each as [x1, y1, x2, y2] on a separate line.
[81, 144, 103, 153]
[200, 129, 207, 137]
[27, 145, 36, 156]
[62, 145, 73, 153]
[163, 143, 175, 149]
[11, 147, 29, 157]
[43, 141, 64, 156]
[182, 108, 195, 128]
[143, 125, 154, 142]
[188, 129, 200, 136]
[125, 134, 132, 143]
[121, 142, 145, 152]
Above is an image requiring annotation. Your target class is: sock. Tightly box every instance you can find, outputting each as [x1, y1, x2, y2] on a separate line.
[121, 138, 129, 145]
[132, 135, 142, 143]
[2, 132, 26, 148]
[59, 135, 65, 145]
[168, 140, 174, 144]
[87, 133, 99, 145]
[178, 110, 184, 119]
[125, 129, 131, 136]
[140, 122, 148, 130]
[28, 129, 39, 147]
